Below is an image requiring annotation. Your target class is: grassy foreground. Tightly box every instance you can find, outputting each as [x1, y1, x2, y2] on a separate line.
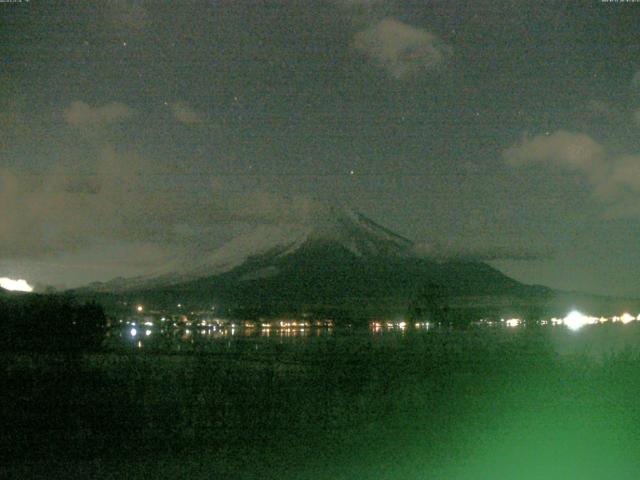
[2, 327, 640, 479]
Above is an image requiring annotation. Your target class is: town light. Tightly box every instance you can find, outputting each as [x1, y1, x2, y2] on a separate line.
[620, 313, 634, 324]
[505, 318, 521, 328]
[563, 310, 589, 331]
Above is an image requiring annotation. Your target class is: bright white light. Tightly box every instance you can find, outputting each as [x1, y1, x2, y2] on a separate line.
[145, 329, 152, 336]
[0, 277, 33, 292]
[505, 318, 521, 328]
[130, 328, 138, 337]
[620, 313, 635, 324]
[563, 310, 593, 331]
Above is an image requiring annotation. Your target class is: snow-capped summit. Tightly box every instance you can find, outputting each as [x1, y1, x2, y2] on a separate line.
[306, 206, 413, 256]
[188, 206, 414, 276]
[90, 206, 412, 292]
[85, 205, 534, 315]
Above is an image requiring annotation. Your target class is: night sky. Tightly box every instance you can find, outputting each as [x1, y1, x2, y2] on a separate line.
[1, 0, 640, 296]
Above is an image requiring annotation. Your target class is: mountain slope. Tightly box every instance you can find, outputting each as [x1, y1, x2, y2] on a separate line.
[94, 207, 414, 292]
[83, 207, 550, 318]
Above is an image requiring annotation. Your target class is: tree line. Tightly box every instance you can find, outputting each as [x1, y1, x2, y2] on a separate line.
[0, 292, 107, 352]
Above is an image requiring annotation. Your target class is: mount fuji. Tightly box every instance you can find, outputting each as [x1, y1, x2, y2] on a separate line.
[83, 206, 551, 319]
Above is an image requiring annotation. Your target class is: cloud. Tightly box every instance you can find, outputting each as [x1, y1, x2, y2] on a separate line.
[352, 18, 452, 79]
[411, 242, 552, 262]
[607, 154, 640, 194]
[505, 130, 640, 215]
[0, 139, 205, 259]
[0, 128, 326, 260]
[169, 102, 203, 124]
[504, 130, 604, 172]
[63, 101, 135, 129]
[208, 178, 329, 225]
[1, 153, 120, 257]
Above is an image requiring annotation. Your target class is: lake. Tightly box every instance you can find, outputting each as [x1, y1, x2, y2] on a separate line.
[3, 320, 640, 479]
[106, 318, 640, 360]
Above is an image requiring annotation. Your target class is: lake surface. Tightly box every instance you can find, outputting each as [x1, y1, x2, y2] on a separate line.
[5, 319, 640, 479]
[106, 319, 640, 361]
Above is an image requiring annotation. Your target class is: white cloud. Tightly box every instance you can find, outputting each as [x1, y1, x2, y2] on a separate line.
[505, 130, 640, 216]
[0, 135, 326, 259]
[504, 130, 604, 173]
[208, 179, 329, 225]
[352, 18, 452, 79]
[0, 140, 203, 258]
[608, 154, 640, 194]
[169, 102, 202, 124]
[63, 101, 135, 129]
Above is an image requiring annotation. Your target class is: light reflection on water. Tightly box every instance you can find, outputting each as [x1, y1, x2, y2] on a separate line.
[113, 319, 419, 347]
[108, 322, 342, 352]
[113, 309, 640, 343]
[107, 313, 640, 357]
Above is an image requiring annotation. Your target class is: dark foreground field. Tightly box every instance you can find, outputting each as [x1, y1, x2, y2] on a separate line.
[2, 327, 640, 479]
